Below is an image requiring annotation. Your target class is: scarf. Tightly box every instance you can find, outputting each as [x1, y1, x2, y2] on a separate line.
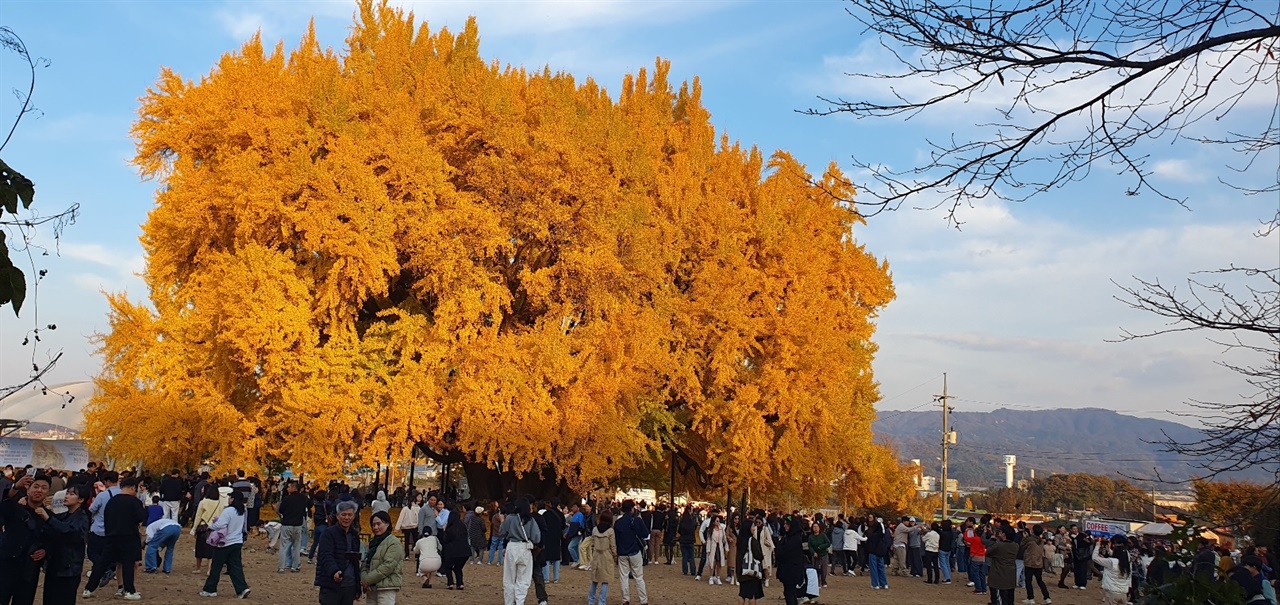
[365, 530, 391, 569]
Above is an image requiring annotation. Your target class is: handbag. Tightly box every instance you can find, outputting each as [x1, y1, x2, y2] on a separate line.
[741, 536, 763, 579]
[206, 527, 228, 548]
[518, 519, 543, 560]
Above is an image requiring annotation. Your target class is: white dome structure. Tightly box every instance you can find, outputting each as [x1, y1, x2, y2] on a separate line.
[0, 381, 96, 434]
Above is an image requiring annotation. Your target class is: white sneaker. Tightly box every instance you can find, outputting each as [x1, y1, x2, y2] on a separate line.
[115, 589, 125, 597]
[238, 588, 251, 599]
[967, 581, 975, 587]
[1024, 600, 1036, 604]
[695, 575, 701, 581]
[708, 577, 714, 585]
[81, 590, 94, 599]
[123, 593, 142, 601]
[199, 592, 217, 597]
[1045, 600, 1052, 604]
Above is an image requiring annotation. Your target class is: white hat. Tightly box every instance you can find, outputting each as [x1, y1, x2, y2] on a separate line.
[49, 489, 68, 514]
[475, 506, 485, 514]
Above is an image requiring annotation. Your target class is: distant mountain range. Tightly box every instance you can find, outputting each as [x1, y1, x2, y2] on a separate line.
[872, 407, 1273, 486]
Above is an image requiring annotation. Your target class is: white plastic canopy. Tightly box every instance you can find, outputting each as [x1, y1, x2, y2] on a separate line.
[1137, 522, 1174, 536]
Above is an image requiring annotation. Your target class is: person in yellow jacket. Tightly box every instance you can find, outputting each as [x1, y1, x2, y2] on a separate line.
[190, 485, 230, 575]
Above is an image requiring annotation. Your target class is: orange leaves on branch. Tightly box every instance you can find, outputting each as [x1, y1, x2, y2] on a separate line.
[89, 0, 894, 497]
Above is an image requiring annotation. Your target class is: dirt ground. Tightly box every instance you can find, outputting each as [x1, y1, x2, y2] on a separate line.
[40, 531, 1117, 605]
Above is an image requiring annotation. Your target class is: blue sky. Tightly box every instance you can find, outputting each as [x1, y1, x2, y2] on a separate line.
[1, 0, 1276, 427]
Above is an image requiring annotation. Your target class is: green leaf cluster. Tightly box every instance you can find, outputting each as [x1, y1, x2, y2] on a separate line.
[0, 157, 35, 316]
[1138, 522, 1248, 605]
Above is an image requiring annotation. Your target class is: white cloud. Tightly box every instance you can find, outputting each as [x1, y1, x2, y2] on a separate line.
[215, 9, 269, 40]
[214, 0, 730, 43]
[58, 242, 146, 292]
[859, 195, 1278, 424]
[1151, 159, 1209, 183]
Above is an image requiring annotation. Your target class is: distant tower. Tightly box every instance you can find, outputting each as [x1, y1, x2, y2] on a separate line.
[1003, 455, 1017, 488]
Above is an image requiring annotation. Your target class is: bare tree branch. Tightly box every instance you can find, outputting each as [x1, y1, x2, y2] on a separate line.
[1114, 268, 1279, 482]
[811, 0, 1280, 220]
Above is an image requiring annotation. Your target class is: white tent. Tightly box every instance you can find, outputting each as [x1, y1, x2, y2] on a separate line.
[0, 381, 95, 433]
[1137, 522, 1174, 536]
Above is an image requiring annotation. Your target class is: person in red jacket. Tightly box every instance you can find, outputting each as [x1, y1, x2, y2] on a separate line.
[963, 518, 988, 595]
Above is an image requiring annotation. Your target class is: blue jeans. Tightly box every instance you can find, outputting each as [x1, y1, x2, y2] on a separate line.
[869, 553, 888, 588]
[1015, 559, 1024, 587]
[144, 524, 181, 573]
[939, 551, 952, 582]
[308, 525, 322, 560]
[681, 544, 696, 575]
[588, 581, 609, 605]
[971, 557, 988, 593]
[957, 545, 968, 572]
[488, 537, 505, 564]
[544, 559, 560, 582]
[568, 536, 582, 563]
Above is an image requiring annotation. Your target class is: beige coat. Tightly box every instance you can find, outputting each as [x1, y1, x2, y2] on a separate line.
[757, 525, 775, 571]
[590, 527, 617, 584]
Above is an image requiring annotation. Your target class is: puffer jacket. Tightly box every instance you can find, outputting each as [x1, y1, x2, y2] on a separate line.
[314, 523, 361, 590]
[1020, 536, 1046, 569]
[44, 508, 90, 578]
[362, 534, 404, 590]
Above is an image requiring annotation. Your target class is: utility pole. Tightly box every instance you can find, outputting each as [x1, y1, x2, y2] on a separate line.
[936, 373, 954, 519]
[1152, 468, 1157, 520]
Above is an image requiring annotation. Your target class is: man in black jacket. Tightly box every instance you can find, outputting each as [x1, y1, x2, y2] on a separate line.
[1071, 525, 1094, 589]
[0, 473, 51, 605]
[314, 500, 362, 605]
[94, 476, 147, 600]
[530, 498, 552, 605]
[541, 500, 565, 582]
[159, 469, 184, 522]
[277, 481, 310, 573]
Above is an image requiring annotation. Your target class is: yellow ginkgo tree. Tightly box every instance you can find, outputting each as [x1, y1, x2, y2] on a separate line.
[86, 0, 895, 504]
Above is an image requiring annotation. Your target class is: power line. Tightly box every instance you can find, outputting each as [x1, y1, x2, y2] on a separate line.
[876, 374, 943, 407]
[955, 442, 1196, 458]
[951, 444, 1198, 463]
[875, 399, 936, 422]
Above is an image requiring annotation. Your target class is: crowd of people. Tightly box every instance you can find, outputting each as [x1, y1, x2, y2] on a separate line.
[1, 462, 1276, 605]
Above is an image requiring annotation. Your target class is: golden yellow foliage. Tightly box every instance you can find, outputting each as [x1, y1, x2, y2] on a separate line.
[835, 442, 918, 513]
[86, 1, 895, 499]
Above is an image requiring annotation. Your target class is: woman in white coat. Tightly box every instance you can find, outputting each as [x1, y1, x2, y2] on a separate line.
[842, 523, 865, 576]
[756, 517, 776, 587]
[705, 516, 730, 585]
[396, 498, 420, 561]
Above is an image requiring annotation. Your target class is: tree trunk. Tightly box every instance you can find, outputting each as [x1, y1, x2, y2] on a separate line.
[462, 462, 578, 506]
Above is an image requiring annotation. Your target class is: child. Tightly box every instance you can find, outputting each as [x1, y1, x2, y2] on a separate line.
[145, 496, 164, 526]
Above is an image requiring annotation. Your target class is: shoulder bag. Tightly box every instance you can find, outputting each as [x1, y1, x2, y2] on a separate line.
[741, 536, 763, 578]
